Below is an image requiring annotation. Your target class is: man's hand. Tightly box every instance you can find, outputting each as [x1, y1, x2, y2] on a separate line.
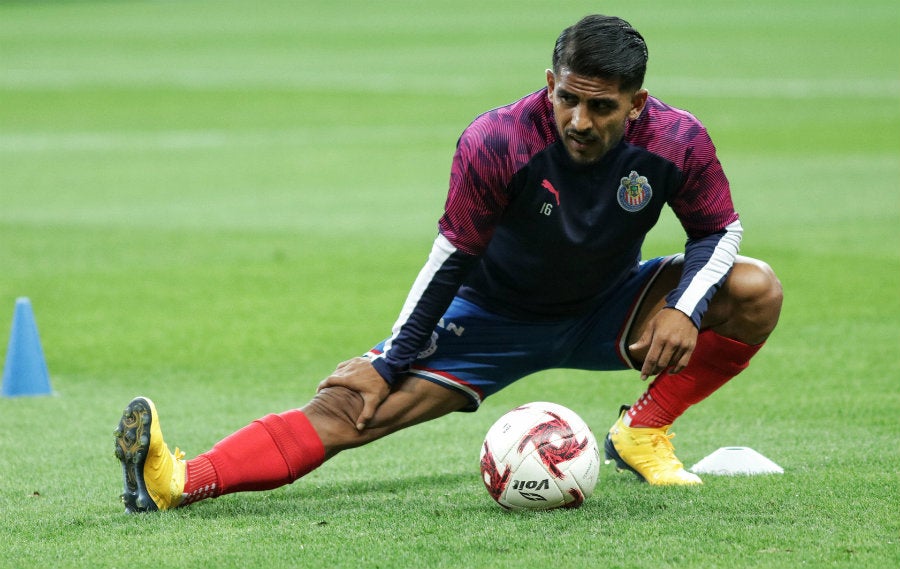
[629, 308, 698, 380]
[317, 357, 391, 431]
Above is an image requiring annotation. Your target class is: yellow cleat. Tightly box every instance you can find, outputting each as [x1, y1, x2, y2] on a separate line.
[604, 407, 702, 486]
[114, 397, 186, 512]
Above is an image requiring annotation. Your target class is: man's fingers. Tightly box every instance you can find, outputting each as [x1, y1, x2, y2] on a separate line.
[314, 357, 392, 431]
[316, 359, 359, 392]
[639, 337, 681, 380]
[632, 308, 699, 380]
[669, 346, 694, 375]
[316, 373, 344, 393]
[355, 393, 380, 431]
[642, 340, 695, 378]
[630, 332, 654, 379]
[335, 358, 355, 371]
[318, 378, 382, 430]
[639, 343, 662, 380]
[356, 393, 372, 430]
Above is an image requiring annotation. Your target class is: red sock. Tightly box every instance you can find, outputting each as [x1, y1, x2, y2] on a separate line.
[627, 330, 763, 428]
[181, 409, 325, 505]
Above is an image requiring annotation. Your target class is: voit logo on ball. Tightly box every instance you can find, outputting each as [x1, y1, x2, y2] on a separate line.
[511, 478, 551, 502]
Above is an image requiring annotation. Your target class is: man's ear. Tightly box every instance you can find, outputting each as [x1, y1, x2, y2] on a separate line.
[630, 89, 649, 120]
[545, 69, 556, 99]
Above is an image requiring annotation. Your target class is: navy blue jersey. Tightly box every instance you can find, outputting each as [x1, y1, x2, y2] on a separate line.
[371, 89, 742, 384]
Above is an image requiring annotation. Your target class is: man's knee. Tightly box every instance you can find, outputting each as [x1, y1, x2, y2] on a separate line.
[715, 257, 783, 343]
[302, 386, 369, 456]
[732, 258, 783, 313]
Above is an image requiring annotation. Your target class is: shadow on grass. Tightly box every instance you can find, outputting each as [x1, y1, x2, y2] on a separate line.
[169, 467, 701, 522]
[177, 470, 480, 520]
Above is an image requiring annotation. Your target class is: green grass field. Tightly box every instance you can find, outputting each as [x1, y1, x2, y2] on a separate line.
[1, 1, 898, 567]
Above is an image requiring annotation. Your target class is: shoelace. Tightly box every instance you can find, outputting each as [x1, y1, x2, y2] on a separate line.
[650, 431, 675, 447]
[646, 432, 684, 466]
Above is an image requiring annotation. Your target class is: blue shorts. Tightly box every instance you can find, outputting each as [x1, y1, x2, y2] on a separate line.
[368, 255, 676, 411]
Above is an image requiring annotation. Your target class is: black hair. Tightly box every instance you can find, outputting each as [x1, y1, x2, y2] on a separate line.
[552, 15, 648, 92]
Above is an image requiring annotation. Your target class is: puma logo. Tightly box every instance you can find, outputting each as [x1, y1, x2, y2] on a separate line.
[541, 179, 560, 205]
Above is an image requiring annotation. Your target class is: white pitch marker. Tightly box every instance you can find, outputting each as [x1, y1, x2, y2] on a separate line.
[690, 447, 783, 476]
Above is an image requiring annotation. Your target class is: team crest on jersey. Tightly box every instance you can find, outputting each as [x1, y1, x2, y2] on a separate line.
[617, 171, 653, 212]
[417, 331, 439, 359]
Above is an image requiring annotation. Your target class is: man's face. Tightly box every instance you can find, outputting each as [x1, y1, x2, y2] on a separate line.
[546, 68, 648, 164]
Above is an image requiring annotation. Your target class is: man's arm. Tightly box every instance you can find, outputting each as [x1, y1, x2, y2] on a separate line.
[318, 97, 538, 427]
[318, 235, 479, 430]
[369, 233, 480, 384]
[666, 219, 743, 328]
[630, 220, 742, 380]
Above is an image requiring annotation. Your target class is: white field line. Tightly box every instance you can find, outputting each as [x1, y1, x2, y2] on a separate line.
[0, 126, 447, 153]
[650, 77, 900, 99]
[0, 68, 480, 95]
[0, 131, 230, 152]
[0, 68, 897, 98]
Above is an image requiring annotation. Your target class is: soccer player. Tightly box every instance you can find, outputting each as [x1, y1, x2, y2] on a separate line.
[115, 14, 783, 512]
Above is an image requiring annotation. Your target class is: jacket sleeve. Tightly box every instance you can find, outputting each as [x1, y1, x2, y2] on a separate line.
[369, 112, 518, 384]
[664, 219, 743, 328]
[663, 114, 743, 328]
[369, 233, 480, 384]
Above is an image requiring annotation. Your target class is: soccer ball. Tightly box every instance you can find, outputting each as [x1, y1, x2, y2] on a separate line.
[480, 401, 600, 510]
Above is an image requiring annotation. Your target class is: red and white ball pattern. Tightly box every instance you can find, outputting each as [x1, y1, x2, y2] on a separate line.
[480, 402, 600, 510]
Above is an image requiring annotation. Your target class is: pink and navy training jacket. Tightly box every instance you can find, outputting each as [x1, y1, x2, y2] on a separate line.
[370, 88, 742, 384]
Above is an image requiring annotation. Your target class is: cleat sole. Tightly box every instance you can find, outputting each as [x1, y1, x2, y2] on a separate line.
[114, 397, 159, 513]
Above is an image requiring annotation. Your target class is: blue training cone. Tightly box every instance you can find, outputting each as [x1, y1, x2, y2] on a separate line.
[2, 297, 53, 397]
